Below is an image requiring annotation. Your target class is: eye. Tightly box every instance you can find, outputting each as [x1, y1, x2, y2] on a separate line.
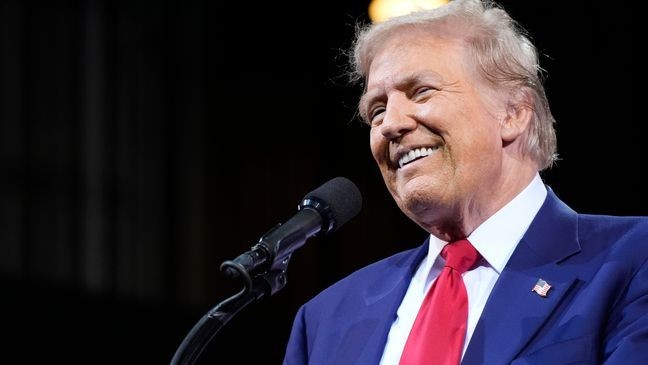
[367, 105, 385, 125]
[414, 86, 433, 97]
[370, 106, 385, 120]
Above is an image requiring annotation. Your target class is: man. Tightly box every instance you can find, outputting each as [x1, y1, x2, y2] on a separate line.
[283, 0, 648, 364]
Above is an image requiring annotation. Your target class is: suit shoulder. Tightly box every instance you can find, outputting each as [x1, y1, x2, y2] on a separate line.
[578, 214, 648, 259]
[579, 214, 648, 239]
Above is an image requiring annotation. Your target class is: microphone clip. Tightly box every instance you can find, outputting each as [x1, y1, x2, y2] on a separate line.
[221, 223, 283, 279]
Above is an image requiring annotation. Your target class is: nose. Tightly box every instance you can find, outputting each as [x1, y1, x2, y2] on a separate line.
[380, 95, 417, 140]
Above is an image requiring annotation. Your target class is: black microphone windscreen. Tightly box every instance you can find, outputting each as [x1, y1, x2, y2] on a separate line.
[303, 177, 362, 233]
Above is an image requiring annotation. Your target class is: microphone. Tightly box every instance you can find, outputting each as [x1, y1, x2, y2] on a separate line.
[223, 177, 362, 278]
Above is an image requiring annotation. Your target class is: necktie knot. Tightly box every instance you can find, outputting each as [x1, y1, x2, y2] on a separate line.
[441, 239, 480, 274]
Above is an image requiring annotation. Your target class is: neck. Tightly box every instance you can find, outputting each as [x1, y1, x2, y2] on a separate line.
[429, 163, 539, 242]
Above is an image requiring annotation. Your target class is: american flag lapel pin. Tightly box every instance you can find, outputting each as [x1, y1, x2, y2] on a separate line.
[532, 278, 552, 297]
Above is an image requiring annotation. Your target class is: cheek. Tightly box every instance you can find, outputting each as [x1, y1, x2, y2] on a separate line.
[457, 113, 501, 151]
[369, 129, 386, 163]
[454, 124, 502, 181]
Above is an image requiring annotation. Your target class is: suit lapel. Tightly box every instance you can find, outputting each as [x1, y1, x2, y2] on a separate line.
[351, 240, 429, 364]
[463, 189, 581, 365]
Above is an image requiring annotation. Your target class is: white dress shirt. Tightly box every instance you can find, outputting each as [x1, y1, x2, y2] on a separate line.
[379, 174, 547, 364]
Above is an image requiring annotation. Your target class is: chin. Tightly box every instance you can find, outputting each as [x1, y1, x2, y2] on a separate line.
[398, 183, 456, 223]
[399, 188, 438, 218]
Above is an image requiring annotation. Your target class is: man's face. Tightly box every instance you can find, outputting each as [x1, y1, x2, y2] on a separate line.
[362, 32, 507, 234]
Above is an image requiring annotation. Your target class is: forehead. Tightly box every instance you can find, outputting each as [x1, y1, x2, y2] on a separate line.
[366, 32, 468, 90]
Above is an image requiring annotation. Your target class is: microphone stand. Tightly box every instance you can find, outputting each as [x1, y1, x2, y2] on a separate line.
[170, 257, 290, 365]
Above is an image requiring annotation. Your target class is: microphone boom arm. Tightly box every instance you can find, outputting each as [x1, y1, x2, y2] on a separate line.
[170, 258, 290, 365]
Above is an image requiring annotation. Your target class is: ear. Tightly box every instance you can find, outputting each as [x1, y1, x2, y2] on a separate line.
[501, 88, 534, 143]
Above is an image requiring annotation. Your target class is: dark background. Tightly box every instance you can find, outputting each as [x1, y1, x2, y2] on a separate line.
[0, 0, 642, 363]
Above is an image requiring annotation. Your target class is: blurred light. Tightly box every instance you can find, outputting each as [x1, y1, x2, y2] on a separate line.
[368, 0, 450, 23]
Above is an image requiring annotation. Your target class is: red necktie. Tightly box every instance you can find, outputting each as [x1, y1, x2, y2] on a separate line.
[399, 239, 481, 365]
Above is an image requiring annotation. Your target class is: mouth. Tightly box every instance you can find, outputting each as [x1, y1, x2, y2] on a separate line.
[397, 146, 439, 169]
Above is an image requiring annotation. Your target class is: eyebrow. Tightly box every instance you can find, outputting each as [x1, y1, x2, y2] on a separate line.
[359, 71, 442, 119]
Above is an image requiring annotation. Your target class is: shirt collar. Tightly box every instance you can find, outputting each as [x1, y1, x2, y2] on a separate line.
[427, 173, 547, 273]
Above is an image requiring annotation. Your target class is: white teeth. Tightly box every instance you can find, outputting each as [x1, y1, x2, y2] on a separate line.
[398, 147, 437, 168]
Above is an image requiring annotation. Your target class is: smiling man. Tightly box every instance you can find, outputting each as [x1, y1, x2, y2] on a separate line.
[362, 30, 537, 242]
[283, 1, 648, 364]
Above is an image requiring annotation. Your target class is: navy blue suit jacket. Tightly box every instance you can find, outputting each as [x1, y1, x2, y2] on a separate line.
[283, 189, 648, 364]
